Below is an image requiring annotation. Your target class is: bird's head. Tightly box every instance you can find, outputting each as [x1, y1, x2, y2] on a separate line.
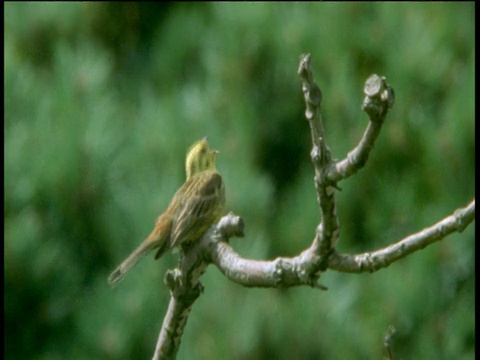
[185, 138, 219, 179]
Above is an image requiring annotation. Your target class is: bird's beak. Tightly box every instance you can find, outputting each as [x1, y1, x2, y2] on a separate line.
[212, 150, 220, 155]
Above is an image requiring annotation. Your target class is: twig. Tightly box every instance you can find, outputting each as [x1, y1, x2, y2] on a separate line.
[298, 54, 340, 257]
[328, 199, 475, 273]
[383, 325, 397, 360]
[328, 74, 395, 182]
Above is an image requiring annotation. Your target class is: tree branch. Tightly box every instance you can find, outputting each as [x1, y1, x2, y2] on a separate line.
[328, 199, 475, 273]
[151, 196, 474, 360]
[298, 54, 340, 256]
[328, 74, 395, 182]
[208, 200, 475, 285]
[153, 236, 209, 359]
[149, 55, 474, 359]
[208, 229, 327, 289]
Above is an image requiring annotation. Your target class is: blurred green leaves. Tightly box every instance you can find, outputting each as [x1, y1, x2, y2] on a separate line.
[5, 3, 474, 360]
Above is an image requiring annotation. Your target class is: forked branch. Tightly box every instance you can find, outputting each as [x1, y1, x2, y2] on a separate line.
[151, 55, 474, 359]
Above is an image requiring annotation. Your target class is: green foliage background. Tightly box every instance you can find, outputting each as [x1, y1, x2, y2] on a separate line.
[5, 3, 474, 359]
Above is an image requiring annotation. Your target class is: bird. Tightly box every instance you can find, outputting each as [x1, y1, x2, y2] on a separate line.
[108, 138, 225, 286]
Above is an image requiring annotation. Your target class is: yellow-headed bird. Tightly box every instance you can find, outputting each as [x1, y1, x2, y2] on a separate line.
[108, 138, 225, 286]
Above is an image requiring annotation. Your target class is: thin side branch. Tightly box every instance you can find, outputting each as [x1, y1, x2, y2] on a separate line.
[298, 54, 340, 256]
[328, 199, 475, 273]
[328, 74, 395, 182]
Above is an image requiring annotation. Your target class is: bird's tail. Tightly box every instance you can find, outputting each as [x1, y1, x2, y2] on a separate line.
[108, 232, 165, 286]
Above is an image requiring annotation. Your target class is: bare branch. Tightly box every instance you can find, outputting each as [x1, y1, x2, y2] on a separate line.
[153, 292, 198, 360]
[149, 55, 474, 359]
[208, 232, 327, 289]
[328, 199, 475, 273]
[298, 54, 340, 256]
[328, 74, 395, 182]
[383, 325, 397, 360]
[208, 199, 475, 285]
[153, 234, 209, 359]
[151, 178, 474, 359]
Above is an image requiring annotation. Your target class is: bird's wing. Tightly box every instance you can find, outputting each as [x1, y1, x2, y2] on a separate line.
[168, 171, 225, 251]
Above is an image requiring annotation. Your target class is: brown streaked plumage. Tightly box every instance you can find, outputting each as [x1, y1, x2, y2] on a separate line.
[108, 138, 225, 286]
